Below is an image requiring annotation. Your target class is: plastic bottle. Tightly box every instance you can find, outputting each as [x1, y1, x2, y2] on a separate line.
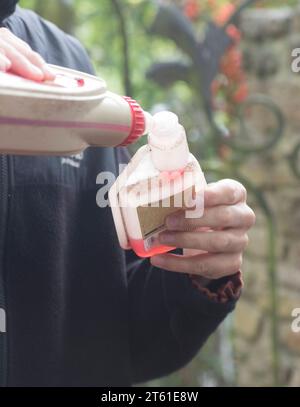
[109, 111, 206, 258]
[0, 65, 152, 154]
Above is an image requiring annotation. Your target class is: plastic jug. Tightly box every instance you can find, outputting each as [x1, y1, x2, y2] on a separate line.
[0, 65, 152, 155]
[109, 111, 206, 258]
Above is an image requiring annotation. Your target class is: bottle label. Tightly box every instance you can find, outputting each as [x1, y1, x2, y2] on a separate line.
[144, 235, 157, 251]
[137, 186, 195, 240]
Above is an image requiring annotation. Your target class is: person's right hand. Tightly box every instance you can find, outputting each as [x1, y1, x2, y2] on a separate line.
[0, 27, 55, 81]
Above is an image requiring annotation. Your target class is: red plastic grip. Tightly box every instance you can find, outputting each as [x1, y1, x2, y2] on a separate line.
[119, 96, 145, 146]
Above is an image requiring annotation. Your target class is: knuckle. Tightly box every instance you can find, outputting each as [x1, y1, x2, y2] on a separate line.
[32, 51, 43, 61]
[7, 46, 19, 59]
[245, 207, 256, 228]
[217, 206, 232, 226]
[225, 184, 237, 204]
[207, 188, 218, 204]
[224, 179, 247, 203]
[8, 46, 19, 58]
[16, 37, 31, 50]
[211, 233, 230, 252]
[21, 40, 31, 50]
[231, 179, 246, 189]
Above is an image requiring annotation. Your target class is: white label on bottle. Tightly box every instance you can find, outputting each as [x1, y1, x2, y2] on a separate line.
[144, 236, 155, 251]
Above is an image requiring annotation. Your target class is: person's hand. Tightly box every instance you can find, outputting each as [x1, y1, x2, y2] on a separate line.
[151, 179, 255, 282]
[0, 27, 54, 81]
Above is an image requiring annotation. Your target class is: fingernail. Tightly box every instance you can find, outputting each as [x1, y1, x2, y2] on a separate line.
[5, 59, 11, 70]
[234, 188, 240, 203]
[159, 232, 175, 244]
[150, 255, 165, 267]
[31, 65, 44, 79]
[1, 56, 11, 70]
[43, 65, 56, 80]
[166, 215, 180, 230]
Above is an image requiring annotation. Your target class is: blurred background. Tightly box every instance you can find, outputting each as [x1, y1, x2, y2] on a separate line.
[19, 0, 300, 387]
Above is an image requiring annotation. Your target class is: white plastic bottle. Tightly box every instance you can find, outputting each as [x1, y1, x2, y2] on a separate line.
[0, 65, 152, 154]
[109, 111, 206, 258]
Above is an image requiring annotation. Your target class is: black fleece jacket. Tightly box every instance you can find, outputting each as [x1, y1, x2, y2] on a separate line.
[0, 6, 240, 387]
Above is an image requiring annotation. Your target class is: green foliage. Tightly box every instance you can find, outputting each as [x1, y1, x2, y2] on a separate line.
[19, 1, 191, 110]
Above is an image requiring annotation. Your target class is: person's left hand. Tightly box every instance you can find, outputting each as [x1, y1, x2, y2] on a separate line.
[150, 179, 255, 283]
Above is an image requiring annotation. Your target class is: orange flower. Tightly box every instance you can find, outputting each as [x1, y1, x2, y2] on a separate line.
[184, 0, 201, 21]
[232, 82, 248, 103]
[226, 24, 241, 43]
[220, 47, 243, 81]
[214, 3, 236, 26]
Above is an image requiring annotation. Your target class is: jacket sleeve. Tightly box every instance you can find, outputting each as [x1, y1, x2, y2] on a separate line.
[126, 249, 242, 384]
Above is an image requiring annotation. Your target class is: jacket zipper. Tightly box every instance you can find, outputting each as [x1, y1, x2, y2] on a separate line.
[0, 154, 8, 387]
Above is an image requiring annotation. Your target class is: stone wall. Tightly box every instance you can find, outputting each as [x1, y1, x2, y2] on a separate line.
[234, 5, 300, 387]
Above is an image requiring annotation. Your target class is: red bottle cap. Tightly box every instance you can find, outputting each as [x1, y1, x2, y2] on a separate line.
[119, 96, 146, 146]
